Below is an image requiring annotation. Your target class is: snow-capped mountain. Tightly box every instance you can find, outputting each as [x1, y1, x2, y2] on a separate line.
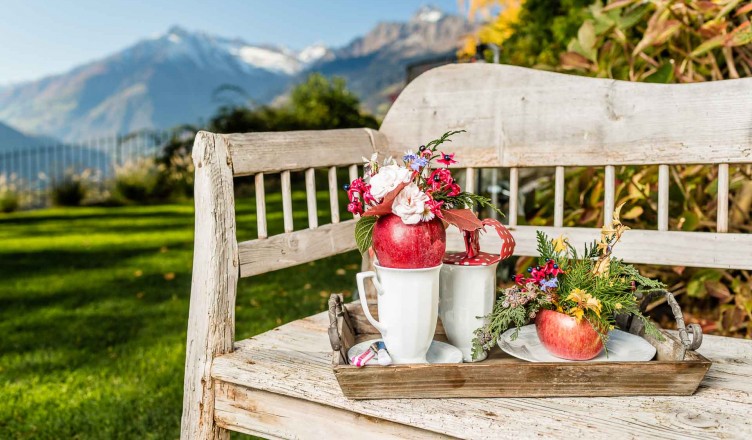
[0, 6, 470, 141]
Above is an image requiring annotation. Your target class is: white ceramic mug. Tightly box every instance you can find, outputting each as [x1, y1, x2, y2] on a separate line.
[439, 263, 498, 362]
[356, 263, 441, 364]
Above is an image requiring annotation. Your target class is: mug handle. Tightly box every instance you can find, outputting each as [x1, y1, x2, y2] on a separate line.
[356, 271, 386, 334]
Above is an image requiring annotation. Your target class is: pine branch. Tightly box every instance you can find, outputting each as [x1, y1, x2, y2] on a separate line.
[425, 130, 466, 151]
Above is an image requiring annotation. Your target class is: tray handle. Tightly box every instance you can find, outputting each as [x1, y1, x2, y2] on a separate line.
[328, 293, 349, 364]
[630, 289, 703, 360]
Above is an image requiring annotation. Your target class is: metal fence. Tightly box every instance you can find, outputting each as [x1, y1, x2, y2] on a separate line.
[0, 130, 178, 209]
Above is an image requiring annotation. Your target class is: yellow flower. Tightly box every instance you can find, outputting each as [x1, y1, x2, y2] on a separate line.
[615, 303, 623, 310]
[552, 235, 567, 253]
[566, 288, 602, 321]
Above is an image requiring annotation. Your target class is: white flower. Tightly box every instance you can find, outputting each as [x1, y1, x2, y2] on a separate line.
[369, 164, 412, 200]
[391, 183, 432, 225]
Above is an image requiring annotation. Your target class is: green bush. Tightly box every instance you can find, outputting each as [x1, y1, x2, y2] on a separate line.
[51, 171, 88, 207]
[0, 173, 21, 213]
[112, 158, 170, 203]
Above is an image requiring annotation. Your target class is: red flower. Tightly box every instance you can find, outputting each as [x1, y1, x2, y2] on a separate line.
[347, 200, 364, 215]
[447, 183, 461, 196]
[437, 152, 458, 167]
[426, 199, 444, 218]
[428, 168, 453, 191]
[347, 177, 375, 207]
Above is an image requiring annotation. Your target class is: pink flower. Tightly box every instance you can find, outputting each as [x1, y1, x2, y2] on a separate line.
[347, 200, 364, 215]
[437, 152, 458, 167]
[428, 168, 453, 192]
[426, 199, 444, 218]
[447, 183, 461, 197]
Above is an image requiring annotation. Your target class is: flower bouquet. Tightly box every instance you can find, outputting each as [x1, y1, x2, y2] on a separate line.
[472, 204, 665, 361]
[348, 130, 502, 364]
[347, 130, 499, 267]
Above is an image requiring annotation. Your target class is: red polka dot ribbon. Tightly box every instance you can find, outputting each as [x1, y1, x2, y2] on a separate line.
[442, 218, 516, 266]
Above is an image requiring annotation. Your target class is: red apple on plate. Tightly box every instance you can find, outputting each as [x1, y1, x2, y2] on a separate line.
[372, 214, 446, 268]
[535, 309, 604, 360]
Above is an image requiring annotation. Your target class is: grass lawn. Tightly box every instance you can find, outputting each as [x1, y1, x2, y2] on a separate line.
[0, 185, 361, 439]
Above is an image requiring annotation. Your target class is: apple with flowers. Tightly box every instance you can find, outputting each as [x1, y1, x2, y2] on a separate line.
[346, 130, 500, 269]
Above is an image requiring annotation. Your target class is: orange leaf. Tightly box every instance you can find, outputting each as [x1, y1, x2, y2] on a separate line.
[560, 51, 593, 71]
[736, 3, 752, 17]
[441, 209, 483, 231]
[362, 182, 408, 217]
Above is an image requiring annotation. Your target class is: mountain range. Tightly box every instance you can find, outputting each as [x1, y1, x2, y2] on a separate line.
[0, 6, 474, 143]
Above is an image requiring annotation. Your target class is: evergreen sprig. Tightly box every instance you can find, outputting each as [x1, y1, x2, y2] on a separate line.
[425, 129, 466, 151]
[432, 191, 504, 216]
[472, 220, 666, 360]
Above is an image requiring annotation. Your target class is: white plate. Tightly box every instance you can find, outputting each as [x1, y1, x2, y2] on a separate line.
[498, 324, 656, 362]
[348, 339, 463, 366]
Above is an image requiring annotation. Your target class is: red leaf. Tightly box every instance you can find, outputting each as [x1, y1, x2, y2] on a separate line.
[441, 209, 483, 231]
[362, 182, 408, 217]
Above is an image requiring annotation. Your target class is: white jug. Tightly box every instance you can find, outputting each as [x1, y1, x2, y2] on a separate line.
[439, 262, 498, 362]
[356, 263, 441, 364]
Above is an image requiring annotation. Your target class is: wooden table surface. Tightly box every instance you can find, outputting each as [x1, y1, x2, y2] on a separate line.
[213, 310, 752, 440]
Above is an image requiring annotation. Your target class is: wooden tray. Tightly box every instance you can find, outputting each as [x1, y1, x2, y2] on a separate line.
[328, 294, 711, 400]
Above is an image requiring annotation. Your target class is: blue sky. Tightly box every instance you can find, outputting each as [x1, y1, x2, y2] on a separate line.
[0, 0, 461, 84]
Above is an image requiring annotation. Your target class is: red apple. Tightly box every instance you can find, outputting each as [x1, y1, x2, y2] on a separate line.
[372, 214, 446, 268]
[535, 309, 604, 360]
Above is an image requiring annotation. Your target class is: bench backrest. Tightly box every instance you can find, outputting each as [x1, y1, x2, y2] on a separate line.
[182, 64, 751, 437]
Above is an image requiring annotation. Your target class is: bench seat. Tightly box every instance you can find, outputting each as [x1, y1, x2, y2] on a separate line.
[211, 307, 752, 439]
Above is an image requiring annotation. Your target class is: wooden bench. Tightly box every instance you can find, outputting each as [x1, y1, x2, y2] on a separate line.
[181, 64, 752, 439]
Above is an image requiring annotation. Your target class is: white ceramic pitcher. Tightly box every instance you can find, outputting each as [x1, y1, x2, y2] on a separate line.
[439, 262, 498, 362]
[356, 263, 441, 364]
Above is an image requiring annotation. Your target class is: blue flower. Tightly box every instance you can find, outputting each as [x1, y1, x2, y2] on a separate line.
[539, 278, 558, 291]
[403, 151, 418, 162]
[410, 157, 428, 171]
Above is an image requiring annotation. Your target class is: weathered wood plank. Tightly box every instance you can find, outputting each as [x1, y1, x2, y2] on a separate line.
[213, 311, 752, 440]
[658, 165, 669, 231]
[380, 64, 752, 167]
[554, 166, 564, 227]
[280, 170, 293, 233]
[508, 167, 518, 227]
[223, 129, 381, 176]
[717, 163, 729, 233]
[447, 226, 752, 270]
[181, 132, 237, 440]
[254, 173, 267, 239]
[603, 165, 615, 226]
[329, 166, 340, 224]
[305, 168, 318, 229]
[214, 384, 449, 439]
[237, 220, 357, 277]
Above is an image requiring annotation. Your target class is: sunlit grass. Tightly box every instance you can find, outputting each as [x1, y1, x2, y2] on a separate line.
[0, 187, 360, 439]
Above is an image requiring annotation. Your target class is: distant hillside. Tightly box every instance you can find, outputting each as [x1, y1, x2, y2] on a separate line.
[0, 121, 50, 152]
[0, 6, 473, 141]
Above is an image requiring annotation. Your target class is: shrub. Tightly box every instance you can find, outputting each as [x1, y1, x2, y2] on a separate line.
[51, 170, 89, 207]
[111, 158, 170, 203]
[0, 173, 21, 213]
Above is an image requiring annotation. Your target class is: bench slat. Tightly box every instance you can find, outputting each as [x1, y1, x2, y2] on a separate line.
[380, 64, 752, 167]
[222, 128, 383, 176]
[448, 226, 752, 270]
[238, 220, 357, 278]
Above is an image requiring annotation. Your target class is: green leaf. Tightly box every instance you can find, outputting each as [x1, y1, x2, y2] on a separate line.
[354, 215, 377, 254]
[691, 35, 724, 57]
[644, 62, 675, 83]
[577, 20, 598, 62]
